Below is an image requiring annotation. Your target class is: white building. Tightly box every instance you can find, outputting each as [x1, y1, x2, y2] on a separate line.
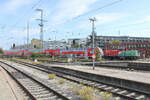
[43, 40, 69, 49]
[68, 38, 87, 48]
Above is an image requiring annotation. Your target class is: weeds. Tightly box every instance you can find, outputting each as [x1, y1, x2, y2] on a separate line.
[79, 86, 94, 100]
[115, 97, 120, 100]
[48, 74, 56, 79]
[58, 79, 65, 84]
[69, 84, 80, 95]
[100, 92, 112, 100]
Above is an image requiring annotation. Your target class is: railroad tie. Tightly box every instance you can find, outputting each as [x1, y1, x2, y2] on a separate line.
[98, 85, 107, 88]
[111, 88, 120, 92]
[117, 90, 127, 94]
[135, 95, 145, 100]
[126, 92, 135, 97]
[104, 87, 113, 90]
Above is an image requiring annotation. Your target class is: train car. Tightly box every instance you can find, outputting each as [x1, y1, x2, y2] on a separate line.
[4, 50, 20, 56]
[61, 49, 86, 58]
[28, 49, 45, 55]
[45, 49, 61, 56]
[44, 48, 94, 58]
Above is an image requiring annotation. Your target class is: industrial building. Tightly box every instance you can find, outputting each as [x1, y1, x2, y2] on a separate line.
[87, 35, 150, 49]
[43, 40, 69, 49]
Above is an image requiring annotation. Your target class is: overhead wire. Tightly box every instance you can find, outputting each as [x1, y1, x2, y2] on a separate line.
[11, 0, 45, 28]
[50, 0, 124, 37]
[5, 0, 46, 47]
[73, 0, 123, 20]
[61, 0, 123, 25]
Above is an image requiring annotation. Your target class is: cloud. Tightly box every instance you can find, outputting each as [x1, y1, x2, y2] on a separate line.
[49, 0, 98, 27]
[78, 13, 126, 29]
[95, 13, 126, 24]
[106, 15, 150, 29]
[0, 0, 32, 13]
[134, 15, 150, 24]
[11, 28, 39, 38]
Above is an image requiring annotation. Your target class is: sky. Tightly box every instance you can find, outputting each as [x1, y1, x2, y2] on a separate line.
[1, 0, 150, 49]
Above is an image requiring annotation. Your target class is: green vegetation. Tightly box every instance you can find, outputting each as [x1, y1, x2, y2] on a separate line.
[30, 53, 45, 58]
[69, 85, 81, 95]
[0, 48, 4, 54]
[111, 40, 121, 44]
[94, 47, 104, 61]
[48, 74, 56, 79]
[79, 86, 94, 100]
[69, 85, 94, 100]
[100, 92, 112, 100]
[58, 79, 65, 84]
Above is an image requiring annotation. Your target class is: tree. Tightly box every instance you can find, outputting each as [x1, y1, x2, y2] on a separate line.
[0, 48, 4, 54]
[94, 47, 103, 61]
[111, 40, 120, 44]
[30, 53, 44, 59]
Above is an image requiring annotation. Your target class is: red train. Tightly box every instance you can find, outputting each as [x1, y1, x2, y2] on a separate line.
[4, 48, 97, 58]
[4, 48, 140, 60]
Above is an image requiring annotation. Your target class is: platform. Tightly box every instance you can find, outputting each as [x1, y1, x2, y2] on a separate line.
[46, 63, 150, 84]
[0, 67, 17, 100]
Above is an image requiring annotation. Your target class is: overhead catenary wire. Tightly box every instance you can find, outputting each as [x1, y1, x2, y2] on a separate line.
[74, 0, 123, 20]
[2, 0, 47, 49]
[11, 0, 45, 28]
[62, 0, 123, 25]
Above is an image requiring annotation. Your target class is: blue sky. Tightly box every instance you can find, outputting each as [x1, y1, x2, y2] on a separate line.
[1, 0, 150, 49]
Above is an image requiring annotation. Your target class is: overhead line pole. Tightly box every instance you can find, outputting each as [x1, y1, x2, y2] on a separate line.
[36, 9, 44, 49]
[89, 17, 97, 70]
[27, 21, 29, 50]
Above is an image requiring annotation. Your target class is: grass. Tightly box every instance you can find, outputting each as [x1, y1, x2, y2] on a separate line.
[69, 84, 81, 95]
[69, 85, 95, 100]
[58, 79, 65, 84]
[48, 74, 56, 79]
[79, 86, 94, 100]
[32, 61, 43, 64]
[100, 92, 112, 100]
[115, 97, 120, 100]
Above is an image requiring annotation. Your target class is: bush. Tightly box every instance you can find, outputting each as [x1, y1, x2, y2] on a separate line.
[48, 74, 56, 79]
[30, 53, 46, 59]
[79, 86, 94, 100]
[69, 85, 80, 95]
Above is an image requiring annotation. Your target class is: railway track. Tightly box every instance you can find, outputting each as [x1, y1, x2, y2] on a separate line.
[0, 61, 72, 100]
[11, 59, 150, 100]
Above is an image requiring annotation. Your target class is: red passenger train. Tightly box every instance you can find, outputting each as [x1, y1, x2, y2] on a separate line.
[4, 48, 97, 58]
[4, 48, 140, 60]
